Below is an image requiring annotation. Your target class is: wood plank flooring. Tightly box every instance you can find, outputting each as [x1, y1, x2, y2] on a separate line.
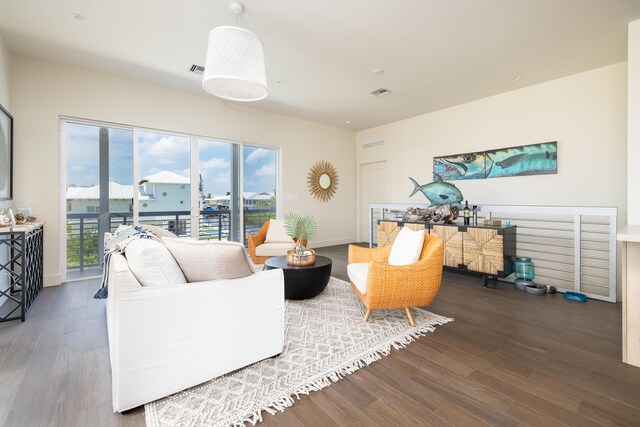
[1, 243, 640, 426]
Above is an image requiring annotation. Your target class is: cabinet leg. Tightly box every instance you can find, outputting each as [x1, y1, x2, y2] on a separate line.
[483, 274, 488, 287]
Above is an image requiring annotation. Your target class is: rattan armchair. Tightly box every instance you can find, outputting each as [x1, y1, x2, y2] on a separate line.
[347, 234, 444, 326]
[248, 221, 306, 265]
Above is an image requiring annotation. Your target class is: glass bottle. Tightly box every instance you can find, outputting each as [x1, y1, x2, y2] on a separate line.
[463, 200, 470, 225]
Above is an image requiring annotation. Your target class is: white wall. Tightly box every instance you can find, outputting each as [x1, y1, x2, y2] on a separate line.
[0, 34, 10, 302]
[10, 54, 356, 287]
[357, 63, 627, 298]
[0, 34, 10, 109]
[629, 20, 640, 225]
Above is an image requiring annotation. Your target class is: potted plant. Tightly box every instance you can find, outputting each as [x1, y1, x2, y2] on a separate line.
[283, 213, 317, 264]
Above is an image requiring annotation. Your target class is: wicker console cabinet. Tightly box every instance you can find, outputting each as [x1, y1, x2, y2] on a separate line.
[378, 220, 516, 285]
[0, 222, 44, 322]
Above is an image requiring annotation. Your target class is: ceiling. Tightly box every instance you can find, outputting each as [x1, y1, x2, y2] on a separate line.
[1, 0, 640, 131]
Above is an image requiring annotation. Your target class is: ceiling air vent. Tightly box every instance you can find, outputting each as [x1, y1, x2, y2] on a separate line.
[189, 64, 205, 74]
[362, 140, 385, 150]
[370, 88, 391, 97]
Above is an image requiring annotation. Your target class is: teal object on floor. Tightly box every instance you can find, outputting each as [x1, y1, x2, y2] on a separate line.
[564, 292, 587, 302]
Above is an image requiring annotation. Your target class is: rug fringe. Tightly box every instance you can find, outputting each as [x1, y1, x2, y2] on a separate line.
[220, 316, 453, 427]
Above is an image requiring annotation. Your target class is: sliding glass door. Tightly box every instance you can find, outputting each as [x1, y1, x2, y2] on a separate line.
[242, 145, 277, 243]
[65, 122, 133, 279]
[63, 119, 278, 280]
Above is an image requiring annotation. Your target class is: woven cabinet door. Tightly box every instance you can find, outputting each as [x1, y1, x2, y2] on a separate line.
[431, 225, 463, 268]
[463, 228, 504, 275]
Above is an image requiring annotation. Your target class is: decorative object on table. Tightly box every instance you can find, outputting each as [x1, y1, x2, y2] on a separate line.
[14, 212, 27, 224]
[403, 205, 458, 224]
[14, 202, 33, 217]
[0, 208, 12, 227]
[409, 173, 463, 206]
[514, 257, 535, 281]
[307, 160, 339, 202]
[484, 219, 502, 226]
[564, 291, 588, 302]
[201, 2, 268, 102]
[285, 249, 316, 266]
[0, 103, 13, 200]
[472, 205, 478, 225]
[283, 212, 317, 265]
[145, 278, 452, 427]
[463, 200, 471, 225]
[433, 141, 557, 180]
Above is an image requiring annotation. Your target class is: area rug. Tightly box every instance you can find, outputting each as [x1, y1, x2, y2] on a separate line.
[145, 277, 453, 427]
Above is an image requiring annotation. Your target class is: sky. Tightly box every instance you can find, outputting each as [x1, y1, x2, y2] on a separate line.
[66, 122, 276, 196]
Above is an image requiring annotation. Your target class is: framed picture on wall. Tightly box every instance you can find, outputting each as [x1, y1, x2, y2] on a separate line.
[0, 103, 13, 200]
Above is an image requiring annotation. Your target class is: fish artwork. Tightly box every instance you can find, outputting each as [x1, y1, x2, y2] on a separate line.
[485, 141, 557, 178]
[409, 173, 464, 207]
[433, 152, 492, 181]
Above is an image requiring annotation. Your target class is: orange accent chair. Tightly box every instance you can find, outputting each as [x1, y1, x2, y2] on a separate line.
[347, 234, 444, 326]
[248, 221, 306, 265]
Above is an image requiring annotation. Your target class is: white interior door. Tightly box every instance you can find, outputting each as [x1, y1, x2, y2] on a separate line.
[361, 161, 388, 244]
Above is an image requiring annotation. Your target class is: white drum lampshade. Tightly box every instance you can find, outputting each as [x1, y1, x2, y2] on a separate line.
[202, 26, 268, 102]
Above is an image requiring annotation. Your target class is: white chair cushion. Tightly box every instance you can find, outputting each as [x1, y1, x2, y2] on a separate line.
[347, 262, 369, 295]
[125, 239, 187, 287]
[388, 227, 425, 266]
[264, 219, 294, 243]
[162, 238, 253, 283]
[255, 242, 296, 257]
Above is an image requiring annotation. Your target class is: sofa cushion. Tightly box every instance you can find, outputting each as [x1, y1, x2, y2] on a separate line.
[255, 242, 296, 257]
[388, 227, 425, 266]
[163, 238, 253, 283]
[264, 219, 294, 243]
[125, 239, 187, 287]
[347, 262, 369, 295]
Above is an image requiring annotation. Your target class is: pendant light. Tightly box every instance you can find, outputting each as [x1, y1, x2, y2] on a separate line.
[202, 2, 267, 102]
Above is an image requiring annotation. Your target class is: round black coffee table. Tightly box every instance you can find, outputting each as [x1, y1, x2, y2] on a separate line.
[264, 255, 332, 300]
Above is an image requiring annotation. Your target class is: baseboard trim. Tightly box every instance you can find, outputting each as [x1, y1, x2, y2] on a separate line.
[44, 273, 63, 287]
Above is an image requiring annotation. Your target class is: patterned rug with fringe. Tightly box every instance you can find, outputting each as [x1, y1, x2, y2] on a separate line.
[145, 277, 453, 427]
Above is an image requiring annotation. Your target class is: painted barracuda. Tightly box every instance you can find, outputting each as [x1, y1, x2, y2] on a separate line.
[409, 173, 464, 206]
[433, 152, 492, 180]
[432, 141, 557, 180]
[485, 141, 557, 178]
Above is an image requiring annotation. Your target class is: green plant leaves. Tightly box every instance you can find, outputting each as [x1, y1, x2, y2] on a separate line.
[284, 212, 317, 241]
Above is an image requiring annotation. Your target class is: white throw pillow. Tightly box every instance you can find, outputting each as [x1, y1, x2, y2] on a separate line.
[125, 239, 187, 287]
[265, 219, 294, 243]
[163, 238, 254, 283]
[388, 227, 425, 266]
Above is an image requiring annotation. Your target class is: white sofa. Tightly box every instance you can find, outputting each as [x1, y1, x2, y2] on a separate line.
[106, 241, 285, 412]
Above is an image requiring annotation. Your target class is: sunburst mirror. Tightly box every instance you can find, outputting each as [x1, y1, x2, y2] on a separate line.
[307, 160, 339, 202]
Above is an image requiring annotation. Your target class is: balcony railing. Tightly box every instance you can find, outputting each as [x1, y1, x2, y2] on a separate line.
[66, 208, 276, 272]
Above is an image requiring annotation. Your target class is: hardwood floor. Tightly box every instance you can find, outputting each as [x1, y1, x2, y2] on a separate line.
[1, 243, 640, 426]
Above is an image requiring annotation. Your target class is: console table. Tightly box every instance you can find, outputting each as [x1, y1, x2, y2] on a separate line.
[0, 222, 44, 322]
[378, 219, 516, 286]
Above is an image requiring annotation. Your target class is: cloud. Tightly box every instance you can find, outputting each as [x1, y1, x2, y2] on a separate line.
[200, 157, 230, 170]
[255, 165, 275, 177]
[140, 135, 190, 158]
[246, 148, 269, 164]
